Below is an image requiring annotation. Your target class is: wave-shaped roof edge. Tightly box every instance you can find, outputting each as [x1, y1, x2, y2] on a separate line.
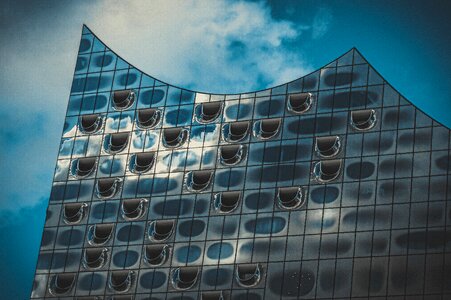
[80, 24, 450, 129]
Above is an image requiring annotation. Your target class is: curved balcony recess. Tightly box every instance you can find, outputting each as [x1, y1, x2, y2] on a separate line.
[313, 159, 342, 183]
[112, 89, 135, 111]
[137, 108, 161, 129]
[171, 267, 200, 290]
[350, 109, 377, 131]
[79, 114, 103, 134]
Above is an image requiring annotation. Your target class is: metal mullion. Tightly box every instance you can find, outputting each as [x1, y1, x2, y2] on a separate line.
[184, 91, 205, 296]
[258, 84, 288, 300]
[130, 58, 148, 299]
[96, 43, 121, 299]
[420, 121, 434, 298]
[314, 62, 339, 299]
[367, 63, 384, 297]
[297, 69, 320, 299]
[202, 94, 230, 294]
[275, 86, 298, 300]
[161, 88, 186, 296]
[228, 92, 256, 296]
[439, 128, 451, 296]
[402, 106, 417, 298]
[63, 34, 101, 299]
[348, 49, 365, 298]
[383, 89, 401, 298]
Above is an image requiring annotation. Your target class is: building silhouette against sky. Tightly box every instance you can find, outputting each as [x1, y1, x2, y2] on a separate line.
[32, 25, 451, 299]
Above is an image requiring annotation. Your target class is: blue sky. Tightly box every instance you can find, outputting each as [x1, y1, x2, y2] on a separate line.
[0, 0, 450, 298]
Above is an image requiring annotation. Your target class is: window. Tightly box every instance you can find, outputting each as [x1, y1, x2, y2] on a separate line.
[48, 273, 76, 295]
[107, 296, 133, 300]
[287, 92, 313, 114]
[87, 223, 114, 245]
[219, 144, 245, 166]
[70, 296, 103, 300]
[82, 248, 108, 269]
[63, 203, 88, 224]
[185, 170, 214, 192]
[71, 157, 96, 178]
[350, 109, 376, 131]
[171, 267, 199, 290]
[105, 132, 129, 154]
[144, 244, 170, 266]
[129, 152, 155, 174]
[121, 198, 148, 221]
[79, 114, 103, 134]
[222, 121, 249, 142]
[110, 296, 134, 300]
[112, 89, 135, 111]
[315, 136, 341, 158]
[108, 270, 134, 293]
[148, 220, 175, 242]
[162, 127, 188, 148]
[96, 178, 121, 199]
[235, 264, 262, 287]
[202, 291, 225, 300]
[313, 159, 342, 183]
[276, 187, 306, 210]
[213, 191, 241, 213]
[195, 102, 222, 123]
[136, 108, 161, 129]
[253, 118, 281, 140]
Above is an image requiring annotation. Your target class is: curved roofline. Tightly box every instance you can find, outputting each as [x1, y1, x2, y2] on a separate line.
[81, 24, 355, 96]
[82, 24, 449, 129]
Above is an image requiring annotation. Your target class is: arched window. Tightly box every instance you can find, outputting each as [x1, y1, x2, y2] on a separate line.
[136, 108, 161, 129]
[276, 187, 305, 210]
[105, 132, 129, 154]
[129, 152, 155, 174]
[222, 121, 249, 142]
[213, 191, 241, 213]
[144, 244, 170, 266]
[87, 223, 114, 246]
[108, 270, 134, 293]
[350, 109, 376, 131]
[219, 144, 245, 166]
[148, 220, 175, 242]
[195, 102, 222, 123]
[171, 267, 199, 290]
[79, 114, 103, 134]
[162, 127, 188, 148]
[96, 178, 121, 199]
[63, 203, 88, 224]
[253, 118, 281, 140]
[315, 136, 341, 158]
[235, 264, 262, 287]
[82, 248, 108, 269]
[185, 170, 214, 192]
[48, 273, 76, 296]
[313, 159, 342, 183]
[112, 89, 135, 111]
[121, 198, 148, 221]
[287, 92, 313, 114]
[71, 157, 96, 178]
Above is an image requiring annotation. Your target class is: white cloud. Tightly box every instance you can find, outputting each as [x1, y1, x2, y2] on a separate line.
[87, 0, 312, 93]
[311, 7, 333, 39]
[0, 0, 331, 217]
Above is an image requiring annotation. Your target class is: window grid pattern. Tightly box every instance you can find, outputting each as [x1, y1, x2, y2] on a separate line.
[32, 26, 451, 299]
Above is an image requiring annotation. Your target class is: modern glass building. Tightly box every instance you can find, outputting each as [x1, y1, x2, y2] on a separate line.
[31, 25, 451, 299]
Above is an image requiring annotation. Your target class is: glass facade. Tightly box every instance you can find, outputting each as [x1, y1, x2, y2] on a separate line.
[32, 25, 451, 299]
